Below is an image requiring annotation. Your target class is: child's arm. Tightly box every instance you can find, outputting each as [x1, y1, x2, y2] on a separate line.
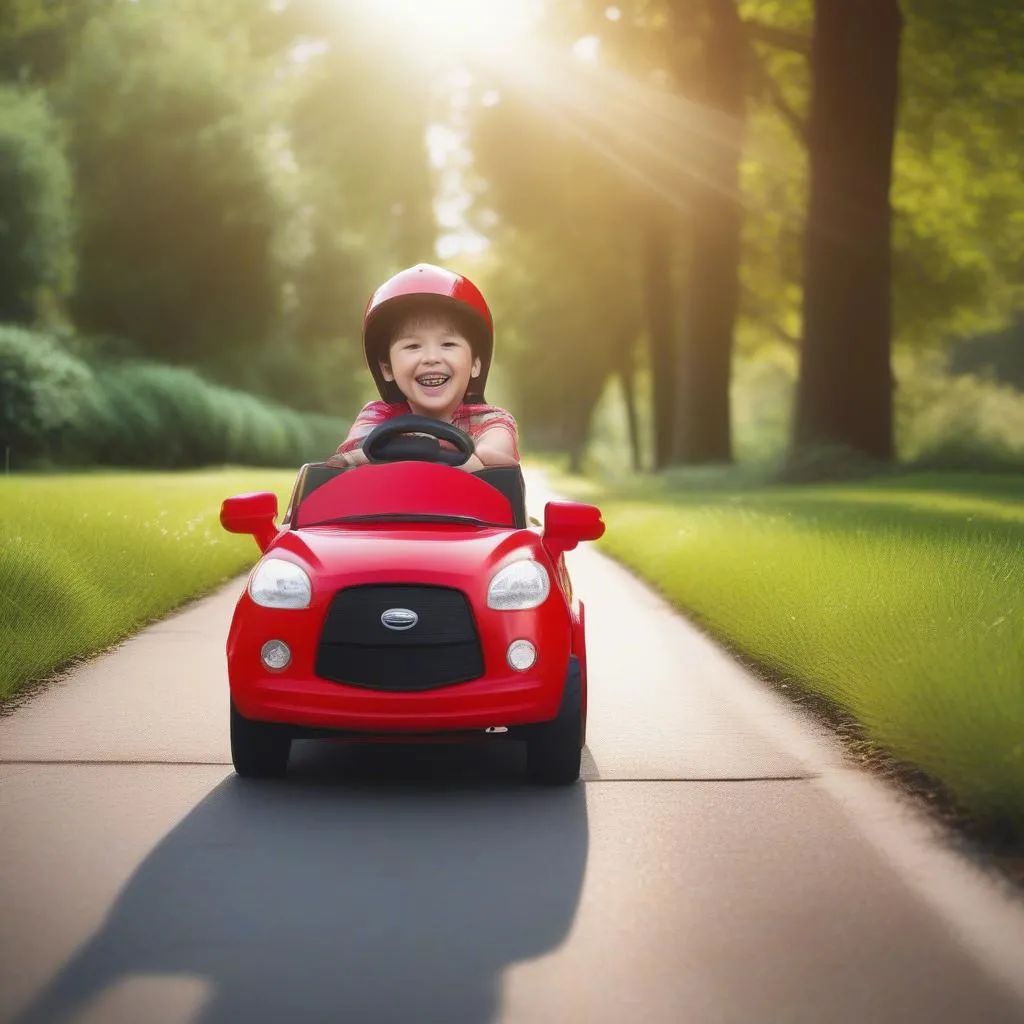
[323, 402, 388, 467]
[460, 425, 519, 472]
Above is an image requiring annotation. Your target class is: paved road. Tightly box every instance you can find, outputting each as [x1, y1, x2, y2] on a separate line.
[2, 476, 1024, 1023]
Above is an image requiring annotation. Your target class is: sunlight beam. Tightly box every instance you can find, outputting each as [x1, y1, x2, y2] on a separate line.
[367, 0, 542, 56]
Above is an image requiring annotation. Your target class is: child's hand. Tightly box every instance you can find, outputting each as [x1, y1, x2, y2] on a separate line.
[327, 454, 368, 468]
[326, 448, 370, 468]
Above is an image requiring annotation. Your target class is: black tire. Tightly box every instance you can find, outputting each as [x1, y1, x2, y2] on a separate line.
[230, 702, 291, 779]
[526, 660, 583, 786]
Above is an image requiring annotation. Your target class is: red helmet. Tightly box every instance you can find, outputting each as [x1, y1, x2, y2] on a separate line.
[362, 263, 494, 404]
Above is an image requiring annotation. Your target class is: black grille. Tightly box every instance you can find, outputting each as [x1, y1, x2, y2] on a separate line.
[315, 585, 484, 691]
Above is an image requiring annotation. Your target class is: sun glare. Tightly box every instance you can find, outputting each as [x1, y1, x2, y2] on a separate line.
[370, 0, 542, 55]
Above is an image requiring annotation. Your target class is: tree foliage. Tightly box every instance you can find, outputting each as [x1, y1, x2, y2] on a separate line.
[0, 0, 441, 422]
[278, 10, 440, 413]
[739, 0, 1024, 351]
[468, 61, 648, 467]
[0, 0, 111, 86]
[473, 0, 1024, 465]
[467, 0, 702, 468]
[0, 86, 73, 324]
[60, 5, 285, 374]
[2, 0, 1021, 468]
[892, 0, 1024, 343]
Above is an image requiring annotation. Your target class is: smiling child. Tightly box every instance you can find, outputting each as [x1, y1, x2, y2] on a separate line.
[326, 264, 519, 472]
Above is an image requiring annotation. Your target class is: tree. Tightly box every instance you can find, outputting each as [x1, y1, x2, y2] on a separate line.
[641, 210, 678, 469]
[465, 1, 696, 470]
[575, 0, 691, 470]
[891, 0, 1024, 344]
[469, 83, 643, 469]
[669, 0, 747, 464]
[791, 0, 902, 460]
[60, 5, 285, 378]
[0, 86, 73, 323]
[286, 19, 437, 330]
[0, 0, 111, 86]
[279, 7, 439, 413]
[465, 0, 760, 469]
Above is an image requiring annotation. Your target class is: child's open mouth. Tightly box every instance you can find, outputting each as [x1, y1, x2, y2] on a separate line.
[416, 374, 450, 391]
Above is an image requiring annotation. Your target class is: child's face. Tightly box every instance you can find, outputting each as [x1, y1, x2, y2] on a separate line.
[381, 313, 481, 417]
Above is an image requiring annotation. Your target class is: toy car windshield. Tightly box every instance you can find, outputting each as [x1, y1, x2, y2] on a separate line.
[287, 461, 520, 530]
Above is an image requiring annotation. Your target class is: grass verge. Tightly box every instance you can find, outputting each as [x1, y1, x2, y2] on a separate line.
[1, 468, 295, 703]
[549, 464, 1024, 843]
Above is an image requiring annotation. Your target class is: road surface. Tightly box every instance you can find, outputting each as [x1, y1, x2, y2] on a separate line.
[2, 474, 1024, 1023]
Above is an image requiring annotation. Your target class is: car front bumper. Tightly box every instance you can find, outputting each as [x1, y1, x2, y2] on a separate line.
[231, 667, 570, 734]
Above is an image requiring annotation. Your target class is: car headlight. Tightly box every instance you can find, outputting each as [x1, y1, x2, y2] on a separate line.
[487, 559, 550, 610]
[248, 558, 312, 609]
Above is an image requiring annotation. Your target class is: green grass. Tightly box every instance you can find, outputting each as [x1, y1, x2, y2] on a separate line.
[553, 465, 1024, 837]
[0, 469, 295, 701]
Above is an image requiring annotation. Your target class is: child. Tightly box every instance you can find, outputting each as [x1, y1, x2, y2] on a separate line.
[326, 263, 519, 472]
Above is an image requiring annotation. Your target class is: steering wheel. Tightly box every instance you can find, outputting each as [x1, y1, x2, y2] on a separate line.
[363, 414, 475, 467]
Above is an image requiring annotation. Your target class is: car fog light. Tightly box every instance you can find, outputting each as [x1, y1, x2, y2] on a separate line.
[507, 639, 537, 672]
[261, 640, 291, 671]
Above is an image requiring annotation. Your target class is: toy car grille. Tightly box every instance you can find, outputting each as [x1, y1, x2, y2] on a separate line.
[315, 584, 484, 690]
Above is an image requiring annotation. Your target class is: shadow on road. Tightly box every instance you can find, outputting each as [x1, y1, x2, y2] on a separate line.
[15, 740, 590, 1024]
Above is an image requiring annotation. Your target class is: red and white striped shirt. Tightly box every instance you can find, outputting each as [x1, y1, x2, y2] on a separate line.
[336, 401, 520, 460]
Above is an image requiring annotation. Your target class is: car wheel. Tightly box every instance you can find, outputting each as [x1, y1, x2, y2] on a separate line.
[230, 702, 291, 779]
[526, 660, 582, 786]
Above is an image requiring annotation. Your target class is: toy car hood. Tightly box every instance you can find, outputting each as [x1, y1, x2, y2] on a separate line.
[271, 517, 540, 583]
[271, 461, 538, 577]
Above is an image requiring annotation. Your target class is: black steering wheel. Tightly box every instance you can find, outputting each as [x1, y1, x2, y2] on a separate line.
[363, 414, 475, 467]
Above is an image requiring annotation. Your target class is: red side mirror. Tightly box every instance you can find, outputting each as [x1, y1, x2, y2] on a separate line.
[542, 500, 605, 560]
[220, 491, 279, 552]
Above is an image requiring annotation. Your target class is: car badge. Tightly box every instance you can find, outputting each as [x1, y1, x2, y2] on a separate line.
[381, 608, 418, 631]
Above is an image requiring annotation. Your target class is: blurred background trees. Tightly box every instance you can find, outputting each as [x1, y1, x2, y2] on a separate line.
[0, 85, 73, 324]
[1, 0, 1022, 472]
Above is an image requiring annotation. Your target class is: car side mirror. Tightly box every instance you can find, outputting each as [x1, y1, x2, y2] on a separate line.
[542, 500, 605, 560]
[220, 491, 279, 552]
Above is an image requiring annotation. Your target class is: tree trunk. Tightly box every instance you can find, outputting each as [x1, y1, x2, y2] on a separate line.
[618, 362, 642, 472]
[641, 216, 676, 470]
[564, 392, 597, 475]
[566, 406, 587, 473]
[792, 0, 901, 461]
[672, 0, 745, 464]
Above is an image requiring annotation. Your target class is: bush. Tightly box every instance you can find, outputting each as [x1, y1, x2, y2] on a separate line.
[0, 325, 348, 469]
[896, 350, 1024, 470]
[0, 325, 94, 466]
[80, 360, 347, 468]
[81, 363, 232, 468]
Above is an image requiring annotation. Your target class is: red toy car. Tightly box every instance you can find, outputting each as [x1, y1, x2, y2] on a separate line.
[220, 415, 605, 784]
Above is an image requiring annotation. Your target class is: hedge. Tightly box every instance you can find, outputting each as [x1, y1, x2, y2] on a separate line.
[0, 325, 348, 469]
